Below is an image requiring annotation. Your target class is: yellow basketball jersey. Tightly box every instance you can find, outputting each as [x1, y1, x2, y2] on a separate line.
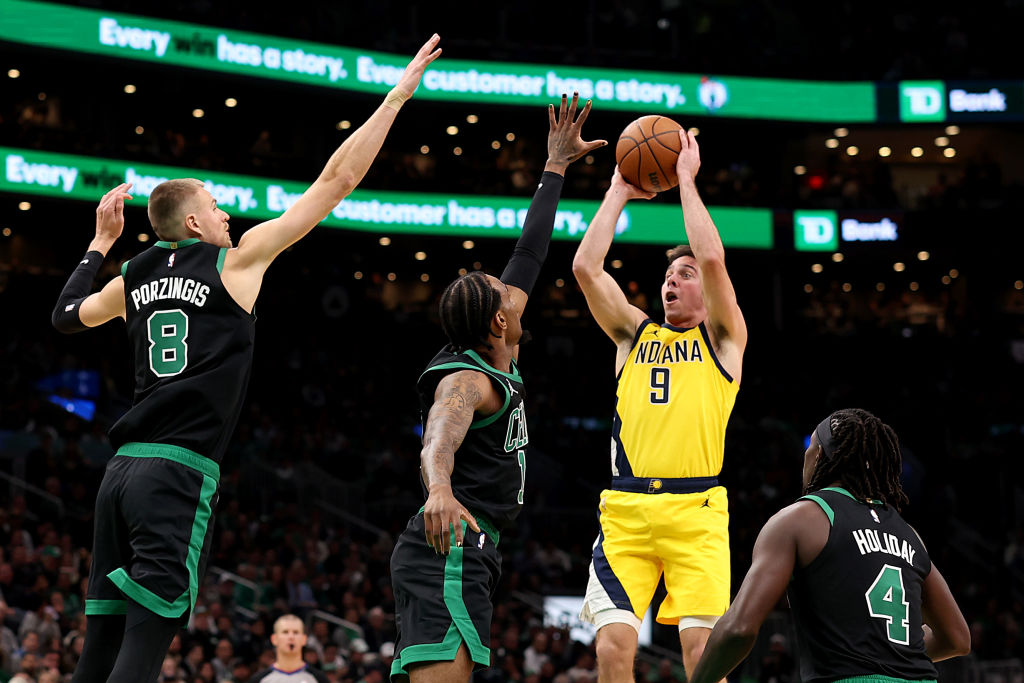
[612, 319, 738, 478]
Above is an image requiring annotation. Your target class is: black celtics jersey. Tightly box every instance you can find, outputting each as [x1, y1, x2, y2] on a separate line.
[417, 347, 529, 531]
[109, 239, 255, 464]
[789, 487, 937, 682]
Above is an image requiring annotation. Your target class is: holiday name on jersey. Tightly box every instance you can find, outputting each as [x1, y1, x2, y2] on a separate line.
[129, 277, 210, 311]
[851, 528, 917, 566]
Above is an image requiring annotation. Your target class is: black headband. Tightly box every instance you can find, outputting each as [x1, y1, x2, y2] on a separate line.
[814, 413, 839, 460]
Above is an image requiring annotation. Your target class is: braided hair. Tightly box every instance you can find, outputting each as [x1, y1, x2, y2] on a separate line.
[439, 271, 502, 353]
[804, 408, 909, 510]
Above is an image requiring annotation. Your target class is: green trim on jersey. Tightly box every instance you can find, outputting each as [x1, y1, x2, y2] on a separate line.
[463, 349, 521, 380]
[155, 238, 200, 249]
[800, 494, 835, 525]
[120, 259, 130, 277]
[106, 472, 217, 618]
[84, 598, 127, 615]
[822, 486, 885, 506]
[117, 442, 220, 481]
[420, 362, 512, 430]
[390, 519, 491, 677]
[832, 676, 936, 683]
[216, 247, 228, 273]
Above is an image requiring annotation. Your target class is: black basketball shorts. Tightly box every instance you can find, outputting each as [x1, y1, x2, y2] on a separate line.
[389, 509, 501, 682]
[84, 443, 219, 620]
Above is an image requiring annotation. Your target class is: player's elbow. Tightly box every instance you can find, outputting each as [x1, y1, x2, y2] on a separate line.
[51, 306, 83, 334]
[948, 623, 972, 657]
[571, 255, 601, 283]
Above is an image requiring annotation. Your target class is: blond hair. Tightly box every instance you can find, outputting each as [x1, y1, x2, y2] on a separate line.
[147, 178, 204, 241]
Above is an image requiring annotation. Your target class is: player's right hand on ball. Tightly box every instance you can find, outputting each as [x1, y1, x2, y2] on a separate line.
[392, 34, 442, 103]
[424, 486, 480, 555]
[609, 167, 656, 201]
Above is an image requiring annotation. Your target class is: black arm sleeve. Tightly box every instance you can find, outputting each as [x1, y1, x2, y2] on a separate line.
[500, 171, 565, 296]
[51, 250, 104, 334]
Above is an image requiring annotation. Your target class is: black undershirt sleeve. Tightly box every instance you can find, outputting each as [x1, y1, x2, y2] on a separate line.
[52, 250, 104, 333]
[500, 171, 565, 297]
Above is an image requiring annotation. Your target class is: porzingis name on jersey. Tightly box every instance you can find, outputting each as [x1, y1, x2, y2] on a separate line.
[852, 528, 917, 565]
[505, 404, 529, 452]
[632, 338, 704, 365]
[129, 277, 211, 311]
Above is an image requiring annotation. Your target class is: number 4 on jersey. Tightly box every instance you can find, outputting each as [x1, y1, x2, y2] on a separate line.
[865, 564, 910, 645]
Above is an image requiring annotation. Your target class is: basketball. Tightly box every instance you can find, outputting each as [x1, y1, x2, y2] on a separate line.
[615, 115, 684, 193]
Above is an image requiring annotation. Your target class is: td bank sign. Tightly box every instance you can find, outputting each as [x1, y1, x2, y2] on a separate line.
[899, 81, 946, 122]
[794, 211, 899, 251]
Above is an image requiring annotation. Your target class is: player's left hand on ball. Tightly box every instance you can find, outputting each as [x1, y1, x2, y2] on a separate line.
[675, 129, 701, 181]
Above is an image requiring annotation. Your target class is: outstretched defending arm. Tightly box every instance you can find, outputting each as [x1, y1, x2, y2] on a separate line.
[51, 183, 132, 332]
[501, 93, 606, 315]
[226, 35, 442, 277]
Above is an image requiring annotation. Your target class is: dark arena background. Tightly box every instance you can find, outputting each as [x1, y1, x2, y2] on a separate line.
[1, 1, 1023, 681]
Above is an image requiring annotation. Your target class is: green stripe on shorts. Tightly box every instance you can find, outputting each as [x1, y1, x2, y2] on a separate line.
[85, 598, 127, 615]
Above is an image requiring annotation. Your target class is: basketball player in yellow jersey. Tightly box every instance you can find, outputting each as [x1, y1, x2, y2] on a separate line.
[571, 130, 747, 683]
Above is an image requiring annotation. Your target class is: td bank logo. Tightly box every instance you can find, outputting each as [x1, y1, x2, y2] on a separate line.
[794, 211, 838, 251]
[900, 81, 946, 122]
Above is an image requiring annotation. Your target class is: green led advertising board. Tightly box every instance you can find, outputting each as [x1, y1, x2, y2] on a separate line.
[1, 147, 773, 248]
[0, 0, 874, 123]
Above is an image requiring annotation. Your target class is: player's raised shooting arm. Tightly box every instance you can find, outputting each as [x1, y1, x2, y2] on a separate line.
[52, 184, 132, 332]
[500, 93, 606, 314]
[230, 35, 442, 271]
[572, 170, 650, 345]
[690, 504, 804, 683]
[921, 563, 971, 661]
[674, 131, 747, 359]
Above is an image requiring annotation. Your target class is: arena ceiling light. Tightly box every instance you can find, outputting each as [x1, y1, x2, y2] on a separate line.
[945, 125, 961, 135]
[917, 251, 930, 261]
[911, 147, 924, 157]
[893, 262, 906, 272]
[7, 68, 19, 78]
[123, 83, 136, 93]
[225, 97, 238, 108]
[378, 236, 391, 246]
[414, 251, 427, 261]
[466, 114, 478, 124]
[944, 148, 957, 158]
[462, 240, 474, 249]
[934, 136, 949, 147]
[420, 145, 430, 154]
[878, 146, 892, 157]
[794, 165, 807, 175]
[336, 120, 351, 130]
[825, 138, 839, 149]
[446, 125, 458, 135]
[834, 127, 849, 137]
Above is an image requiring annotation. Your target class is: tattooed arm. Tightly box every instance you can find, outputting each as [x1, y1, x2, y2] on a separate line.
[421, 370, 502, 554]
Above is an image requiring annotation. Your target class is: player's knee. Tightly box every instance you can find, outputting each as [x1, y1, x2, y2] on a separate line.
[595, 631, 634, 670]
